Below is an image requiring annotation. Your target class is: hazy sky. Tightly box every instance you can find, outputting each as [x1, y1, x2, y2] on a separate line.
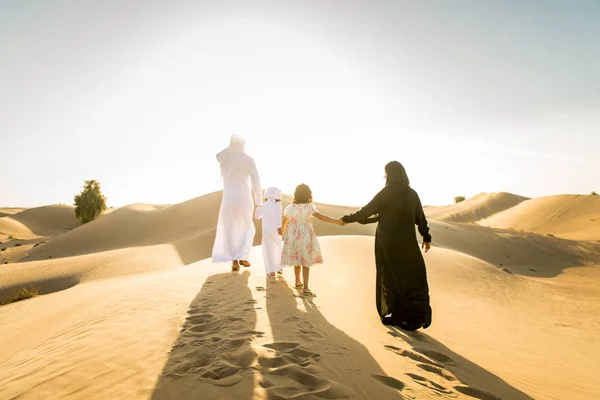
[1, 0, 599, 208]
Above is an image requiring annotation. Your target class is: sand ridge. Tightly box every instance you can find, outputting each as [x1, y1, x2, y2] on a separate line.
[425, 192, 529, 223]
[478, 194, 600, 241]
[0, 205, 80, 240]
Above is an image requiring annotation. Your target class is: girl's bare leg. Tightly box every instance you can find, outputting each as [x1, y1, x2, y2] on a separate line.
[294, 266, 302, 286]
[302, 266, 310, 292]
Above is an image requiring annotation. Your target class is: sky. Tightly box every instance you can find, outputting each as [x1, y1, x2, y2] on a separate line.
[1, 0, 599, 208]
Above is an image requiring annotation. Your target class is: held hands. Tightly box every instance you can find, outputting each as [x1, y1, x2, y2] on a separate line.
[336, 217, 346, 226]
[422, 242, 431, 253]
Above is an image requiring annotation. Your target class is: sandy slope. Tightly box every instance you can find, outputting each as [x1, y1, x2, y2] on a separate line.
[0, 205, 80, 239]
[478, 194, 600, 241]
[0, 208, 26, 218]
[1, 237, 598, 399]
[17, 193, 363, 264]
[425, 192, 529, 223]
[0, 205, 81, 266]
[1, 192, 599, 399]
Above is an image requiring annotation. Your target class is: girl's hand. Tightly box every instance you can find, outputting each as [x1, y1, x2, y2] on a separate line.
[337, 217, 346, 226]
[277, 228, 283, 236]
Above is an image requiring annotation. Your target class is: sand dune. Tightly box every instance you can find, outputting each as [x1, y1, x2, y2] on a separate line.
[1, 192, 363, 298]
[479, 194, 600, 241]
[425, 192, 529, 223]
[0, 205, 80, 240]
[0, 208, 26, 218]
[3, 191, 599, 299]
[20, 193, 363, 264]
[1, 191, 600, 399]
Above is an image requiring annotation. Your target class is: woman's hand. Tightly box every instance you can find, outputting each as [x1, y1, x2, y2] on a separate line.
[277, 227, 283, 236]
[337, 217, 346, 226]
[422, 242, 431, 253]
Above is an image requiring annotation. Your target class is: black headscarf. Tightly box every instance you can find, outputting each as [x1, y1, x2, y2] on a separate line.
[385, 161, 410, 189]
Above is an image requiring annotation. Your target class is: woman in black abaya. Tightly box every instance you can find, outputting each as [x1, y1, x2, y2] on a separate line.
[341, 161, 432, 331]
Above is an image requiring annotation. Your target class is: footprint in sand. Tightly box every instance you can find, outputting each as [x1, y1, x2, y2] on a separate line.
[185, 314, 214, 325]
[372, 374, 405, 392]
[413, 348, 455, 365]
[256, 286, 266, 291]
[384, 344, 443, 367]
[259, 342, 354, 399]
[263, 342, 322, 361]
[387, 328, 430, 343]
[454, 385, 503, 400]
[165, 295, 263, 387]
[406, 373, 454, 395]
[416, 363, 457, 381]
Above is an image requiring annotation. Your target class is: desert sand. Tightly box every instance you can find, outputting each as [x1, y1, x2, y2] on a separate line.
[478, 194, 600, 241]
[1, 192, 599, 399]
[425, 192, 529, 223]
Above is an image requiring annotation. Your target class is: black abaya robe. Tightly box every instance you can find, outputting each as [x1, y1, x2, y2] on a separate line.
[342, 183, 432, 330]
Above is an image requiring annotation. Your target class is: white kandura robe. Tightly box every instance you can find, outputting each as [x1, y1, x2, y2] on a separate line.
[255, 194, 283, 274]
[211, 144, 262, 263]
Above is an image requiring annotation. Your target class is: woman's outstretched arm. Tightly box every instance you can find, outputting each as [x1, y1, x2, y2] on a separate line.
[342, 191, 384, 224]
[356, 216, 379, 225]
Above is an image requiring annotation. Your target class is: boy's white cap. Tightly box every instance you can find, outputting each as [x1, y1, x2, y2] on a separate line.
[264, 187, 282, 200]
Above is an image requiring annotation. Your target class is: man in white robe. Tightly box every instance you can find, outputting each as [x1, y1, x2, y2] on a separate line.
[212, 135, 262, 271]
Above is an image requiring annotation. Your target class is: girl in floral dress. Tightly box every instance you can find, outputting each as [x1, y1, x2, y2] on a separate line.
[281, 184, 343, 296]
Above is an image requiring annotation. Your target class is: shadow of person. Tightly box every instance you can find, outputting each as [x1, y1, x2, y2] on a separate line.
[386, 326, 535, 400]
[151, 271, 262, 400]
[263, 276, 405, 399]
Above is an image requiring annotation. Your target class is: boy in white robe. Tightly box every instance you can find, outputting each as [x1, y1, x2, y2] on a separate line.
[254, 187, 283, 276]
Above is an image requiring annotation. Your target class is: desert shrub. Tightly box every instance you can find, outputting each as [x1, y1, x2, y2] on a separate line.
[454, 196, 466, 203]
[74, 180, 108, 223]
[0, 286, 39, 306]
[592, 191, 598, 196]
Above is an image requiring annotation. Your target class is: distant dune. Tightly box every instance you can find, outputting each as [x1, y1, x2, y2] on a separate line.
[479, 194, 600, 241]
[0, 208, 26, 218]
[425, 192, 529, 223]
[21, 193, 369, 264]
[0, 205, 80, 239]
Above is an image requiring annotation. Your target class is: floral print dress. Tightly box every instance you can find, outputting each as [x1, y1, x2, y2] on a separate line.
[281, 203, 323, 267]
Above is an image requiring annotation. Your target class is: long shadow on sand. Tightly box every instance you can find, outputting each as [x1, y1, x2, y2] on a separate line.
[264, 276, 405, 399]
[151, 271, 262, 400]
[385, 326, 535, 400]
[265, 276, 535, 400]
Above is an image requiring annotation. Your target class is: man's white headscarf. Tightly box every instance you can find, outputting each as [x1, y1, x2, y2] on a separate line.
[217, 134, 246, 178]
[229, 134, 245, 152]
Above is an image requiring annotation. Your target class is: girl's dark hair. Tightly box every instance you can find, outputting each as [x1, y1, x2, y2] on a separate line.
[385, 161, 410, 188]
[293, 184, 313, 204]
